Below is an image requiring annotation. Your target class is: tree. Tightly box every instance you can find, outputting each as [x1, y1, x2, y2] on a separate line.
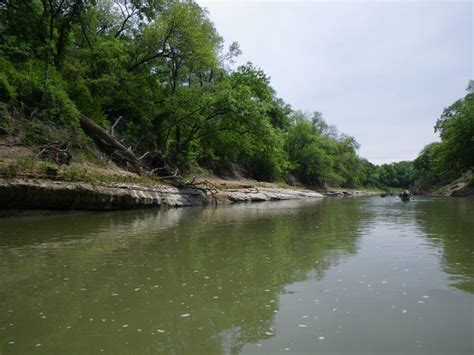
[412, 143, 444, 191]
[0, 0, 388, 187]
[435, 88, 474, 174]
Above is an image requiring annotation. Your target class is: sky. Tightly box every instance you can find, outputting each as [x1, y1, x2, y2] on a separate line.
[196, 0, 473, 164]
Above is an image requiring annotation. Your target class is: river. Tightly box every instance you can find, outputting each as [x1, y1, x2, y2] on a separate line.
[0, 197, 473, 354]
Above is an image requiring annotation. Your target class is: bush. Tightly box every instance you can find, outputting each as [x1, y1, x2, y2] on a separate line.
[23, 120, 48, 144]
[41, 83, 80, 131]
[1, 59, 81, 132]
[0, 107, 13, 135]
[0, 154, 36, 177]
[0, 73, 16, 101]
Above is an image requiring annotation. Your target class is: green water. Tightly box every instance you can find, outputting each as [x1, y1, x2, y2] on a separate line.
[0, 197, 473, 354]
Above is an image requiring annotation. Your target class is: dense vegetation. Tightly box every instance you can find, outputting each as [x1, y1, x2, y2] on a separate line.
[0, 0, 382, 188]
[0, 0, 471, 191]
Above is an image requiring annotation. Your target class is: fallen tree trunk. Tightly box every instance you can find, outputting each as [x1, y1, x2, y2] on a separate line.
[79, 114, 142, 174]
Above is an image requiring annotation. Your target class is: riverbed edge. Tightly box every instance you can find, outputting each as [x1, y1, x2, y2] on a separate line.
[0, 178, 378, 211]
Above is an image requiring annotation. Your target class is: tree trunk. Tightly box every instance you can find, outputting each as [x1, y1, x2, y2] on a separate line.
[78, 114, 142, 174]
[44, 15, 54, 87]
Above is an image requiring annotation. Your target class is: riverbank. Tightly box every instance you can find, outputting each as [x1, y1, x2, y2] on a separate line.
[0, 138, 377, 211]
[427, 178, 474, 197]
[0, 177, 379, 211]
[0, 178, 321, 210]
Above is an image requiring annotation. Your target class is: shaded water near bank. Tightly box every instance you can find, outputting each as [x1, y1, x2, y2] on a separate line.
[0, 197, 473, 354]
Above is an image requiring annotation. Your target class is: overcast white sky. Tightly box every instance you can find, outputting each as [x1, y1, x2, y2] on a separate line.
[196, 0, 473, 164]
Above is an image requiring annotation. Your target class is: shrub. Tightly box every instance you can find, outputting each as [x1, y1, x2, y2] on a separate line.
[42, 84, 80, 129]
[23, 120, 48, 144]
[0, 108, 13, 135]
[0, 73, 16, 101]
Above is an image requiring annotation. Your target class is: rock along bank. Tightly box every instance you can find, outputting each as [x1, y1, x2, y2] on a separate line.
[0, 178, 327, 211]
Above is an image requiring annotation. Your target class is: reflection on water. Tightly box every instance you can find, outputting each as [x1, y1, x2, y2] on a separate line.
[413, 198, 474, 293]
[0, 198, 472, 354]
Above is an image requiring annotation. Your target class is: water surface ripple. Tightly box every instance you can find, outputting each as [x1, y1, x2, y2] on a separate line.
[0, 197, 473, 354]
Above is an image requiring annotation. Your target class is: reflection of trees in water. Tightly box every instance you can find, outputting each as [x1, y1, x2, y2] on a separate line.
[414, 198, 474, 293]
[0, 199, 367, 354]
[177, 200, 367, 354]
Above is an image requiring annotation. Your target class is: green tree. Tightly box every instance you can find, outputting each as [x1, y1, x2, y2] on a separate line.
[435, 88, 474, 174]
[412, 142, 444, 191]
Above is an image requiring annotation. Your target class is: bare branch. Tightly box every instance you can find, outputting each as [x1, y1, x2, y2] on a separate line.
[110, 116, 123, 136]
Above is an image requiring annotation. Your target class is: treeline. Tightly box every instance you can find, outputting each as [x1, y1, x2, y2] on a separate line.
[0, 0, 471, 190]
[0, 0, 382, 187]
[376, 83, 474, 192]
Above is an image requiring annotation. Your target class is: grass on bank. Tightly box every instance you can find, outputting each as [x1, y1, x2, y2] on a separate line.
[0, 154, 162, 185]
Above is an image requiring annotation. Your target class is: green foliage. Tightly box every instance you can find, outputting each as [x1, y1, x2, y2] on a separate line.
[435, 91, 474, 174]
[16, 154, 36, 171]
[0, 154, 36, 177]
[284, 111, 365, 187]
[61, 166, 96, 182]
[0, 58, 19, 101]
[42, 84, 80, 128]
[411, 143, 444, 191]
[23, 120, 48, 144]
[357, 159, 380, 188]
[9, 0, 468, 191]
[0, 73, 17, 101]
[407, 85, 474, 191]
[23, 118, 80, 150]
[366, 83, 472, 192]
[377, 161, 413, 189]
[0, 107, 14, 135]
[244, 125, 290, 181]
[4, 59, 44, 107]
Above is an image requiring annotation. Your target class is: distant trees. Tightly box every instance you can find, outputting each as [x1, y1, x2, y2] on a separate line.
[285, 111, 364, 187]
[374, 84, 473, 193]
[411, 143, 444, 191]
[372, 82, 473, 192]
[409, 83, 473, 192]
[376, 161, 413, 189]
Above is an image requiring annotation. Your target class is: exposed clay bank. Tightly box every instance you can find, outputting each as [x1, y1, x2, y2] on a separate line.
[0, 178, 334, 211]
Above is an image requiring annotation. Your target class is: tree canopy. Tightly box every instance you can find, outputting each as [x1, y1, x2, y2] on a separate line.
[0, 0, 471, 190]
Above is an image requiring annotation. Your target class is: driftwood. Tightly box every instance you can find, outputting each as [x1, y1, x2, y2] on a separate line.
[77, 115, 220, 200]
[143, 151, 177, 177]
[79, 114, 142, 174]
[185, 176, 219, 199]
[150, 170, 220, 201]
[36, 141, 72, 165]
[150, 167, 180, 180]
[138, 151, 150, 160]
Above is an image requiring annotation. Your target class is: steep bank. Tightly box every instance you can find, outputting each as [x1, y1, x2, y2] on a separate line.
[0, 178, 327, 211]
[428, 179, 474, 197]
[0, 138, 377, 211]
